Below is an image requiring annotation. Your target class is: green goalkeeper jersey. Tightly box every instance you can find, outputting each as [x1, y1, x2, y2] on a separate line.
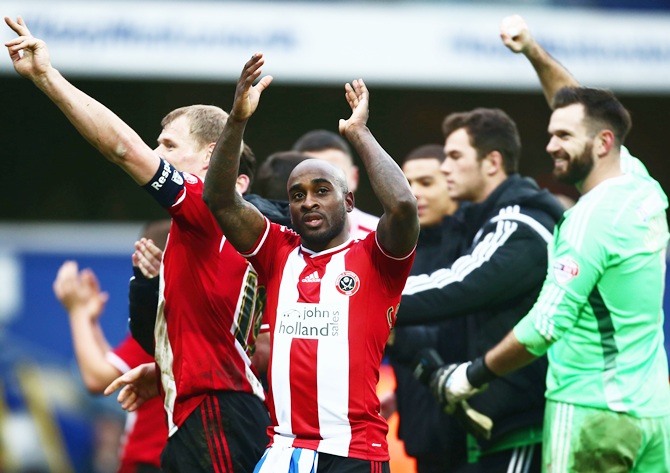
[514, 164, 670, 418]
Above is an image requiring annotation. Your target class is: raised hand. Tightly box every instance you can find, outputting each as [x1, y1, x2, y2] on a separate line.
[230, 52, 273, 122]
[103, 362, 159, 412]
[338, 79, 370, 137]
[132, 238, 163, 279]
[500, 14, 532, 54]
[53, 261, 109, 321]
[4, 16, 53, 81]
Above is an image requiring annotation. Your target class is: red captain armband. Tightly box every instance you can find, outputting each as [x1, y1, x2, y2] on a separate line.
[142, 158, 185, 208]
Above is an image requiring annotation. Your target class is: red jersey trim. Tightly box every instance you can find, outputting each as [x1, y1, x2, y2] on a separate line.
[241, 217, 272, 258]
[374, 234, 416, 261]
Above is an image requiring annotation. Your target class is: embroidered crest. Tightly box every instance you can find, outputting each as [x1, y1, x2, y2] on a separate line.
[336, 271, 360, 296]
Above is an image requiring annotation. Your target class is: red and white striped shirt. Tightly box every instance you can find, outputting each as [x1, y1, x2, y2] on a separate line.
[243, 219, 414, 461]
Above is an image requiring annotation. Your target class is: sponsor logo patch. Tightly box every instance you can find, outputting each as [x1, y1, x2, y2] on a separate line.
[277, 304, 343, 339]
[151, 160, 173, 191]
[552, 256, 579, 284]
[171, 170, 184, 185]
[336, 271, 360, 296]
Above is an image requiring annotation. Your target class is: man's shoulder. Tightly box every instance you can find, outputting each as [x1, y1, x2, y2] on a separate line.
[479, 204, 556, 246]
[565, 175, 668, 235]
[491, 177, 564, 225]
[620, 146, 650, 177]
[165, 176, 223, 242]
[477, 182, 562, 244]
[254, 220, 300, 256]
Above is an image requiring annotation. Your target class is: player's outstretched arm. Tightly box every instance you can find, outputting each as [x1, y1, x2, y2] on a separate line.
[53, 261, 122, 393]
[4, 16, 159, 184]
[338, 79, 418, 257]
[500, 14, 579, 107]
[203, 53, 273, 253]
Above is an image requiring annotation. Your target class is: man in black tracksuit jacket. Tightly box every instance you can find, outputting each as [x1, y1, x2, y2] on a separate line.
[396, 108, 565, 473]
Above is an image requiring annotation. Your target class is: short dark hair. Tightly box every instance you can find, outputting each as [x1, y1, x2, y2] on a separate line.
[442, 108, 521, 174]
[255, 151, 308, 200]
[552, 87, 632, 146]
[292, 129, 353, 161]
[401, 144, 446, 166]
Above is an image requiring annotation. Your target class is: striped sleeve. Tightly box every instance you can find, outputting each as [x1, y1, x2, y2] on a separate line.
[398, 211, 551, 326]
[514, 197, 613, 354]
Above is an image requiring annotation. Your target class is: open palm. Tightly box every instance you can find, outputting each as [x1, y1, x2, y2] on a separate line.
[231, 53, 273, 121]
[339, 79, 370, 136]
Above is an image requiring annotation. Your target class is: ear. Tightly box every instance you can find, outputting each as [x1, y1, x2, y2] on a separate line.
[202, 142, 217, 170]
[345, 191, 355, 213]
[482, 150, 504, 177]
[595, 130, 615, 157]
[236, 174, 251, 195]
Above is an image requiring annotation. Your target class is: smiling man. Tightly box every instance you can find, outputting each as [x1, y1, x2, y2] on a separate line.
[436, 85, 670, 473]
[397, 108, 565, 472]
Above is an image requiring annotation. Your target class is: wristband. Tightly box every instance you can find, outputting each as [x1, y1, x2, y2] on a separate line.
[466, 356, 497, 388]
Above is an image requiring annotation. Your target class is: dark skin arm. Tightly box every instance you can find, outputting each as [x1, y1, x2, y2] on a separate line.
[339, 80, 419, 256]
[202, 53, 273, 252]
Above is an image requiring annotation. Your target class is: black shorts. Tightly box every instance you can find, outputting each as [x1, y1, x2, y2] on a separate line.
[135, 464, 163, 473]
[316, 452, 390, 473]
[161, 391, 271, 473]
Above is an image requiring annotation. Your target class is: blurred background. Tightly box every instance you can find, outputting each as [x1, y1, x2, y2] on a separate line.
[1, 1, 670, 471]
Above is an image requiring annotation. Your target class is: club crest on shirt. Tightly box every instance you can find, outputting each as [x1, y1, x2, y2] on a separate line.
[336, 271, 360, 296]
[182, 172, 197, 185]
[552, 256, 579, 285]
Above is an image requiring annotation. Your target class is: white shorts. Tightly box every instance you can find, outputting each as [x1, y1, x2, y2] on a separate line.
[253, 446, 318, 473]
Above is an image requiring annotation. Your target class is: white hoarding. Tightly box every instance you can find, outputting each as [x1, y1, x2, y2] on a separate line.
[1, 1, 669, 91]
